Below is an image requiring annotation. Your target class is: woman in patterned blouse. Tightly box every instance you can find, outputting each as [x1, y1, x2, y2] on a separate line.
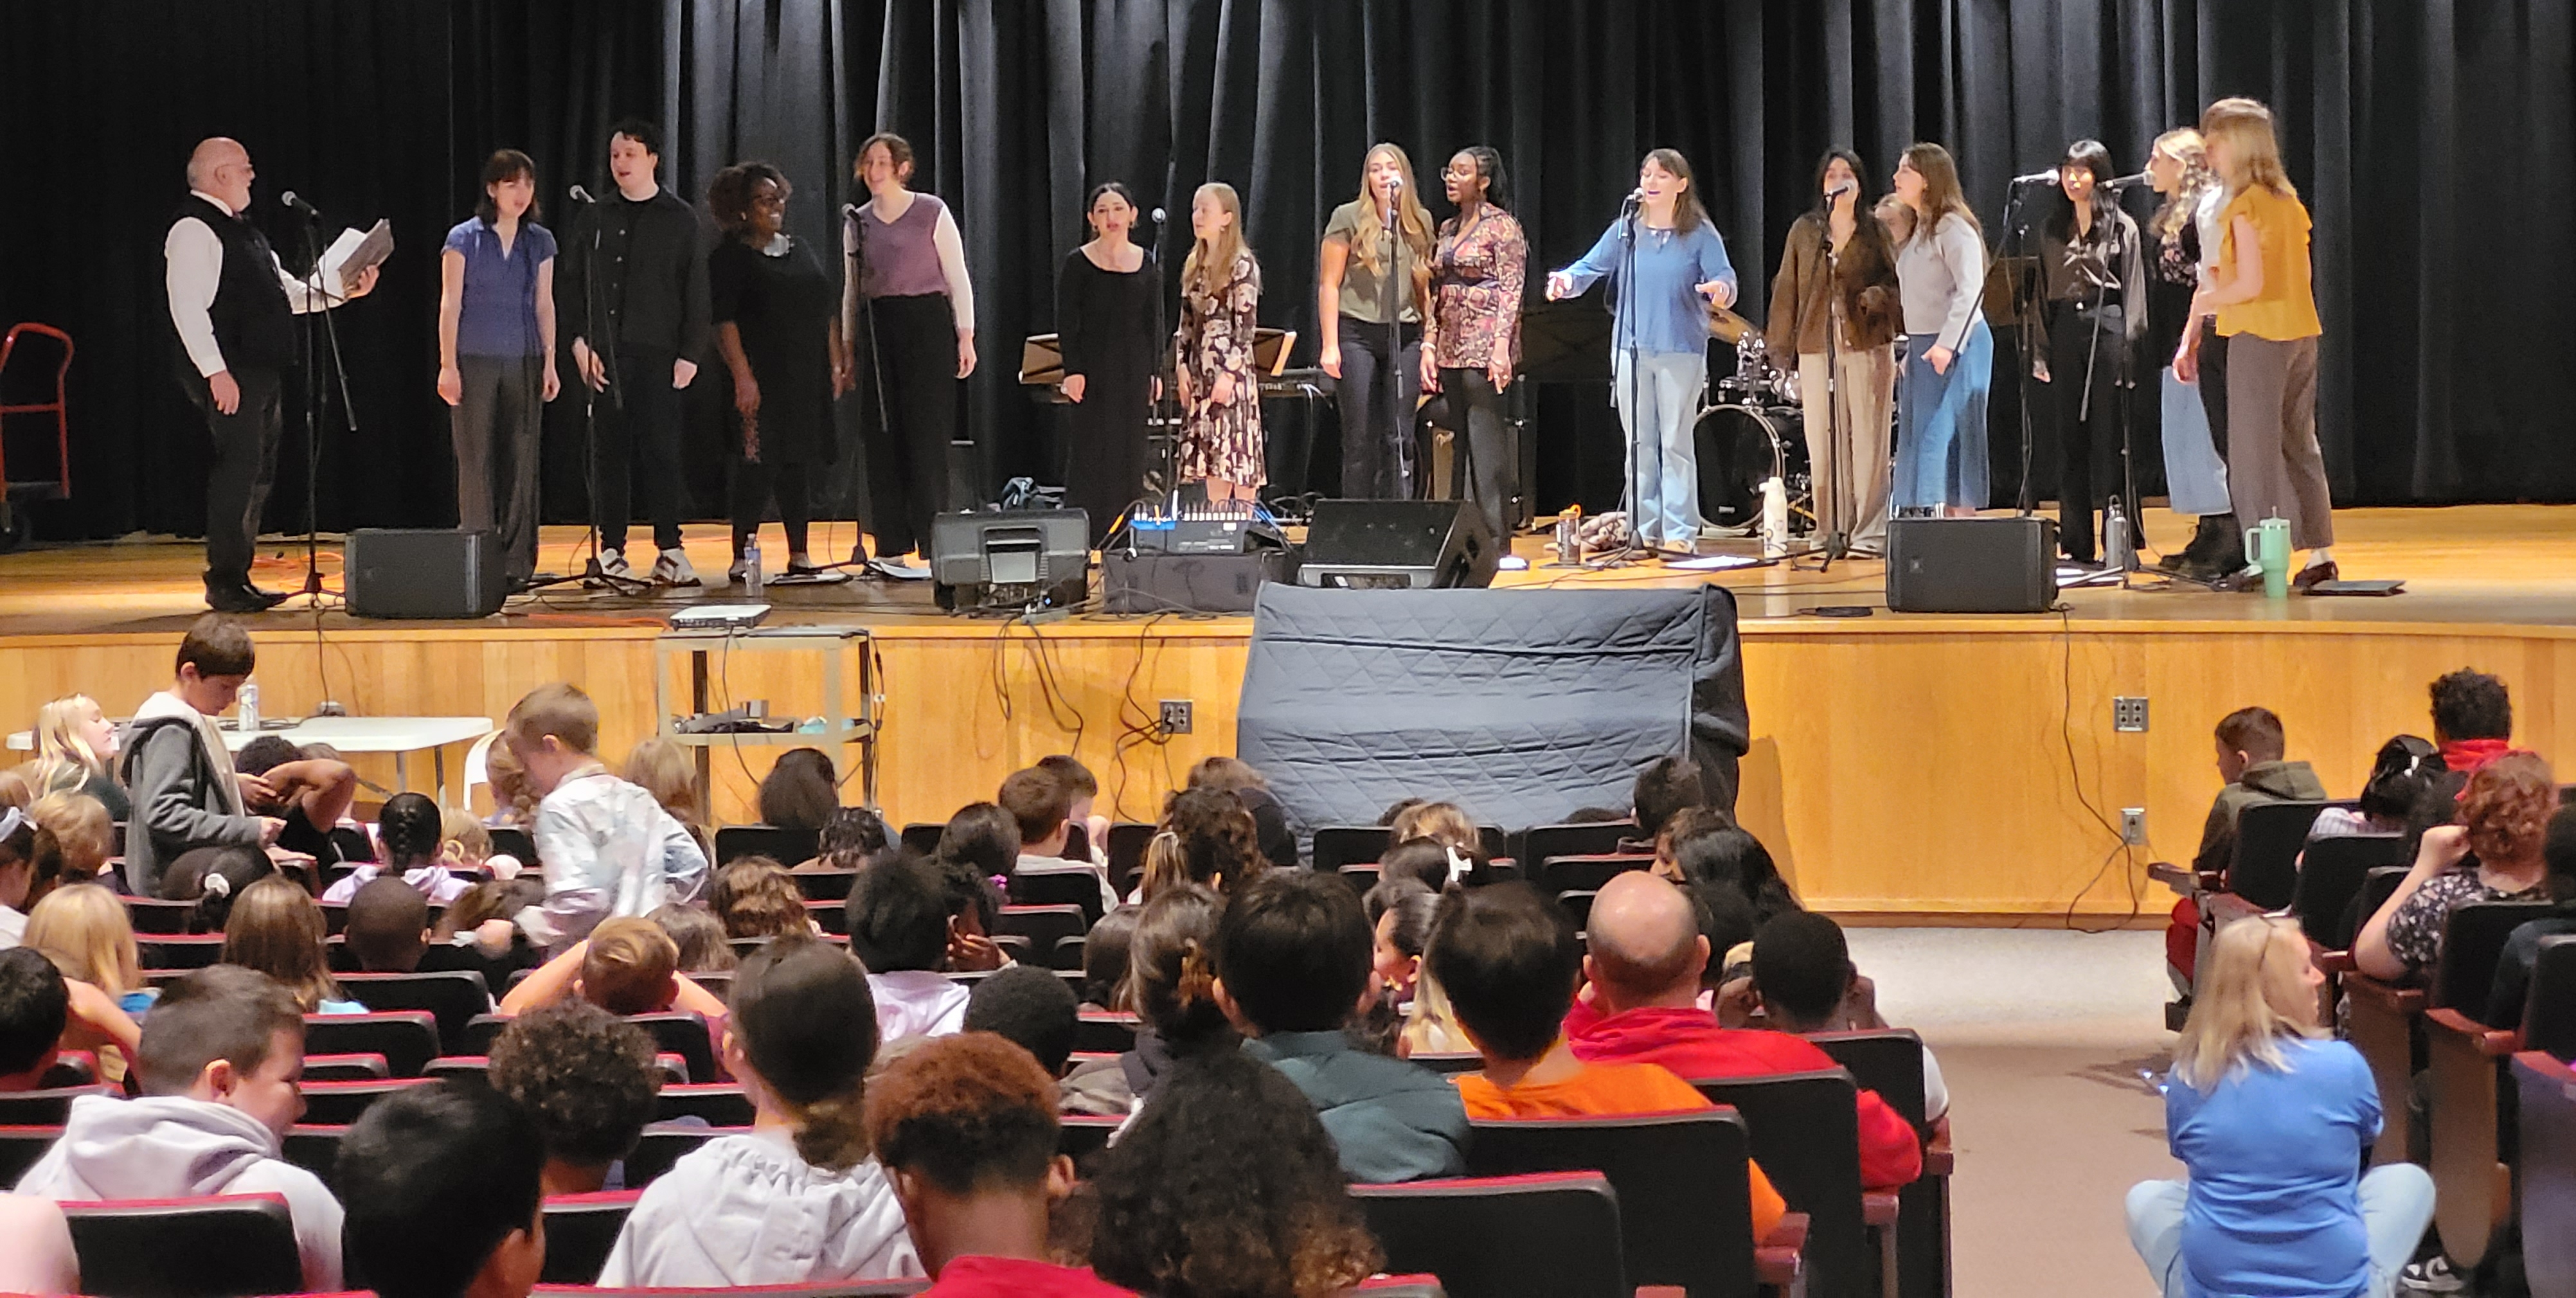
[1174, 182, 1264, 502]
[1421, 146, 1528, 538]
[2354, 751, 2554, 982]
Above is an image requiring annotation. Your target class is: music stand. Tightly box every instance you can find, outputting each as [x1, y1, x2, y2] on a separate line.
[1517, 299, 1613, 386]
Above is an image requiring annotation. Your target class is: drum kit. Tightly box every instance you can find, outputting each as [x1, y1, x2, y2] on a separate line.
[1696, 304, 1811, 536]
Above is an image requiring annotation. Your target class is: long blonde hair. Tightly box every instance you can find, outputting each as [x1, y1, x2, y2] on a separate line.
[2148, 129, 2219, 244]
[2171, 916, 2323, 1090]
[1183, 182, 1253, 300]
[31, 695, 112, 796]
[2201, 98, 2297, 200]
[26, 882, 143, 997]
[220, 875, 345, 1013]
[623, 737, 708, 846]
[1343, 143, 1435, 300]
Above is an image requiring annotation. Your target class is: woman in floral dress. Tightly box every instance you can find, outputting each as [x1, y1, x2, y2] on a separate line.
[1174, 182, 1264, 501]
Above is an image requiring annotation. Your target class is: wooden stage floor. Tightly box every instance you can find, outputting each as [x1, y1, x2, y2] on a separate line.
[5, 504, 2572, 921]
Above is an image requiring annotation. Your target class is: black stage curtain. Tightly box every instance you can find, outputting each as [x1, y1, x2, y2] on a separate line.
[3, 1, 2570, 547]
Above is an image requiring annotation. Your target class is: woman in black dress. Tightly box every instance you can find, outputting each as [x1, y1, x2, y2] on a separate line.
[2033, 139, 2147, 566]
[1057, 182, 1163, 544]
[710, 161, 844, 581]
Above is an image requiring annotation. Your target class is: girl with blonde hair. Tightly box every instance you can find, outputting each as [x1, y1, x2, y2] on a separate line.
[24, 882, 152, 1081]
[2143, 128, 2242, 578]
[2127, 915, 2432, 1298]
[2176, 98, 2337, 589]
[1175, 182, 1264, 502]
[623, 736, 711, 860]
[28, 694, 127, 820]
[1320, 143, 1436, 498]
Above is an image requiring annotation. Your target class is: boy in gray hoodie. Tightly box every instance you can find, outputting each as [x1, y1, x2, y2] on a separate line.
[13, 965, 341, 1290]
[119, 616, 284, 899]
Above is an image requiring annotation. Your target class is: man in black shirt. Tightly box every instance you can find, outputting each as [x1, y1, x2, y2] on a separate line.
[561, 119, 712, 587]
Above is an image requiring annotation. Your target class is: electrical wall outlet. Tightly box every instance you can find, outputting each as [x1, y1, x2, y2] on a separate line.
[1159, 700, 1194, 734]
[2113, 697, 2150, 732]
[2121, 807, 2148, 846]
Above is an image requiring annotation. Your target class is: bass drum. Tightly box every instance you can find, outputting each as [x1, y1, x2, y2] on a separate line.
[1694, 404, 1808, 531]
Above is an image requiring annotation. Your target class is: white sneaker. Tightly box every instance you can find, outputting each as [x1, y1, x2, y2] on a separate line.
[652, 548, 701, 587]
[596, 548, 634, 580]
[2400, 1258, 2465, 1293]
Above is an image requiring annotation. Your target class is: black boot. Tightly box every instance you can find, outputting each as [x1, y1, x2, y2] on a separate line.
[2160, 515, 2221, 571]
[2183, 513, 2245, 582]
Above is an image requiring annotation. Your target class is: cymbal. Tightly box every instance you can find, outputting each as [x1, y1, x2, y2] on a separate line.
[1708, 305, 1755, 344]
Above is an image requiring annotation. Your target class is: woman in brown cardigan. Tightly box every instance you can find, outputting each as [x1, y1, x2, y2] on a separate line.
[1765, 149, 1903, 553]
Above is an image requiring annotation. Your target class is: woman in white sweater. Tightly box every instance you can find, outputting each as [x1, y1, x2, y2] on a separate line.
[1886, 143, 1993, 518]
[599, 936, 922, 1286]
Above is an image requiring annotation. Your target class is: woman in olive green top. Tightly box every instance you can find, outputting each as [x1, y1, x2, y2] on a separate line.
[1318, 143, 1434, 499]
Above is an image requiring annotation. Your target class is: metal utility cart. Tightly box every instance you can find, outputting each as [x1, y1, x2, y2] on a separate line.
[654, 627, 881, 814]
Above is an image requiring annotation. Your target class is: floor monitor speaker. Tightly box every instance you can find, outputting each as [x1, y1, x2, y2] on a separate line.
[344, 529, 508, 619]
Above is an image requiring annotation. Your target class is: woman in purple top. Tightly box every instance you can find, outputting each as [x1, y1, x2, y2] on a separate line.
[840, 133, 978, 571]
[2127, 916, 2432, 1298]
[437, 149, 560, 586]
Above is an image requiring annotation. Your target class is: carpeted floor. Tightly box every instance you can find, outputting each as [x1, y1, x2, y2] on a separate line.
[1845, 927, 2181, 1297]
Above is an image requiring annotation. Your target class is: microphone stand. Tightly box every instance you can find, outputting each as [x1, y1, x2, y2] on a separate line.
[1817, 209, 1850, 569]
[524, 186, 648, 597]
[291, 201, 356, 607]
[821, 196, 903, 575]
[1602, 192, 1645, 567]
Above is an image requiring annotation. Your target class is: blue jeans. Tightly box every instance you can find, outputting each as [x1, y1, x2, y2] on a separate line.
[1612, 350, 1706, 547]
[1892, 317, 1993, 513]
[2124, 1164, 2433, 1298]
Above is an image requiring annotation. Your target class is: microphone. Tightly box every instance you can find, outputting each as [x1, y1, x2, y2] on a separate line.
[1622, 187, 1645, 211]
[1150, 207, 1167, 224]
[568, 185, 595, 204]
[2010, 168, 2059, 186]
[2102, 171, 2153, 189]
[1824, 184, 1854, 204]
[280, 191, 319, 218]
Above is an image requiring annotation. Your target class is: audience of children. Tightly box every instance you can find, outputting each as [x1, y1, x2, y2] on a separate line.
[497, 916, 727, 1021]
[487, 1000, 661, 1196]
[1183, 755, 1298, 868]
[866, 1032, 1138, 1295]
[1136, 787, 1269, 902]
[710, 854, 818, 940]
[2356, 751, 2554, 982]
[816, 805, 897, 871]
[15, 964, 344, 1289]
[220, 874, 366, 1013]
[850, 853, 972, 1042]
[505, 684, 708, 952]
[2487, 805, 2576, 1029]
[1564, 870, 1923, 1189]
[654, 900, 741, 973]
[1100, 882, 1235, 1108]
[2190, 707, 2328, 877]
[25, 693, 130, 821]
[758, 747, 841, 831]
[2127, 916, 2434, 1298]
[599, 936, 922, 1285]
[336, 1079, 547, 1298]
[1215, 869, 1470, 1182]
[1037, 753, 1113, 865]
[1077, 905, 1136, 1012]
[1747, 909, 1951, 1122]
[344, 876, 436, 974]
[2308, 734, 2442, 841]
[622, 736, 714, 862]
[324, 792, 472, 905]
[26, 790, 112, 893]
[1003, 766, 1120, 912]
[962, 963, 1082, 1081]
[231, 734, 361, 866]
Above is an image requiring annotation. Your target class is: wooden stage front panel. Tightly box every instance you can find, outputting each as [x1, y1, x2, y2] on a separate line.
[4, 505, 2573, 918]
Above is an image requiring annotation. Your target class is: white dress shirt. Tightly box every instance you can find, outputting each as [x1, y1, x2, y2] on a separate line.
[164, 190, 344, 378]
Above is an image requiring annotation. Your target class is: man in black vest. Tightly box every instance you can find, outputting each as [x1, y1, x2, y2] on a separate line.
[164, 137, 379, 612]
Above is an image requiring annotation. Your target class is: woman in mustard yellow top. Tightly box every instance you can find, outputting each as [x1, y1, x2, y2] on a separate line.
[2175, 98, 2336, 589]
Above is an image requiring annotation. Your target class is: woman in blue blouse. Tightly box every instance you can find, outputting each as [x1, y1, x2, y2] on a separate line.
[2127, 915, 2432, 1298]
[438, 149, 560, 587]
[1546, 149, 1737, 557]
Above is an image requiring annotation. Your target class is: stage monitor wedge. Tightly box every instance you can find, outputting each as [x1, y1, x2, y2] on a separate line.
[1298, 499, 1498, 591]
[1885, 516, 2058, 613]
[930, 508, 1090, 612]
[345, 529, 508, 619]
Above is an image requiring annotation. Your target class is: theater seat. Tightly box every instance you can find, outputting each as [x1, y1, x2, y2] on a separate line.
[0, 1125, 61, 1187]
[792, 867, 858, 901]
[303, 1011, 442, 1078]
[1008, 869, 1106, 926]
[625, 1122, 735, 1187]
[299, 1077, 434, 1125]
[1811, 1029, 1948, 1298]
[997, 904, 1088, 967]
[1465, 1109, 1802, 1297]
[60, 1193, 303, 1298]
[0, 1084, 114, 1125]
[715, 824, 821, 868]
[300, 1052, 391, 1082]
[1407, 1052, 1483, 1076]
[625, 1011, 718, 1083]
[1354, 1279, 1450, 1297]
[135, 934, 226, 970]
[1696, 1068, 1883, 1298]
[121, 896, 199, 935]
[1536, 853, 1652, 896]
[535, 1282, 929, 1296]
[279, 1125, 345, 1182]
[337, 970, 496, 1056]
[1073, 1012, 1140, 1055]
[541, 1189, 643, 1284]
[1352, 1171, 1628, 1298]
[655, 1084, 756, 1126]
[2516, 1051, 2576, 1298]
[1060, 1114, 1122, 1173]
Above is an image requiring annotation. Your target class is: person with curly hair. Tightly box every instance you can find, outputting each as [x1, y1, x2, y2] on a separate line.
[600, 936, 921, 1285]
[488, 1000, 661, 1196]
[652, 902, 738, 974]
[708, 161, 841, 582]
[1086, 1047, 1381, 1297]
[1073, 883, 1235, 1114]
[1184, 756, 1296, 867]
[1137, 788, 1266, 903]
[815, 805, 895, 871]
[865, 1032, 1135, 1295]
[711, 855, 816, 941]
[2356, 751, 2555, 982]
[1215, 871, 1467, 1182]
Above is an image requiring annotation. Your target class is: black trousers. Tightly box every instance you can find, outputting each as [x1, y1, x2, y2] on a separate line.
[729, 458, 812, 560]
[2195, 318, 2231, 459]
[183, 364, 283, 592]
[592, 348, 685, 555]
[861, 293, 958, 558]
[2044, 303, 2126, 562]
[1438, 366, 1516, 534]
[453, 355, 544, 582]
[1337, 315, 1421, 499]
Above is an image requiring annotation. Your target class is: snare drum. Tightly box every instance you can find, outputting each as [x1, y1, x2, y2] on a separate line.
[1694, 404, 1809, 530]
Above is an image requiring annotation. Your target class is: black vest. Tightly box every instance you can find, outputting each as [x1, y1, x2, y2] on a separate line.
[174, 194, 297, 373]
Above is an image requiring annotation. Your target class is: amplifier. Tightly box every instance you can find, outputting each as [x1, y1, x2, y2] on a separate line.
[344, 529, 510, 619]
[1298, 499, 1498, 590]
[1885, 516, 2059, 613]
[1103, 548, 1300, 614]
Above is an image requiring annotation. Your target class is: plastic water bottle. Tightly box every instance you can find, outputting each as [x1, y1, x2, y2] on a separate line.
[1759, 477, 1789, 558]
[238, 680, 260, 732]
[744, 538, 765, 598]
[1555, 504, 1582, 563]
